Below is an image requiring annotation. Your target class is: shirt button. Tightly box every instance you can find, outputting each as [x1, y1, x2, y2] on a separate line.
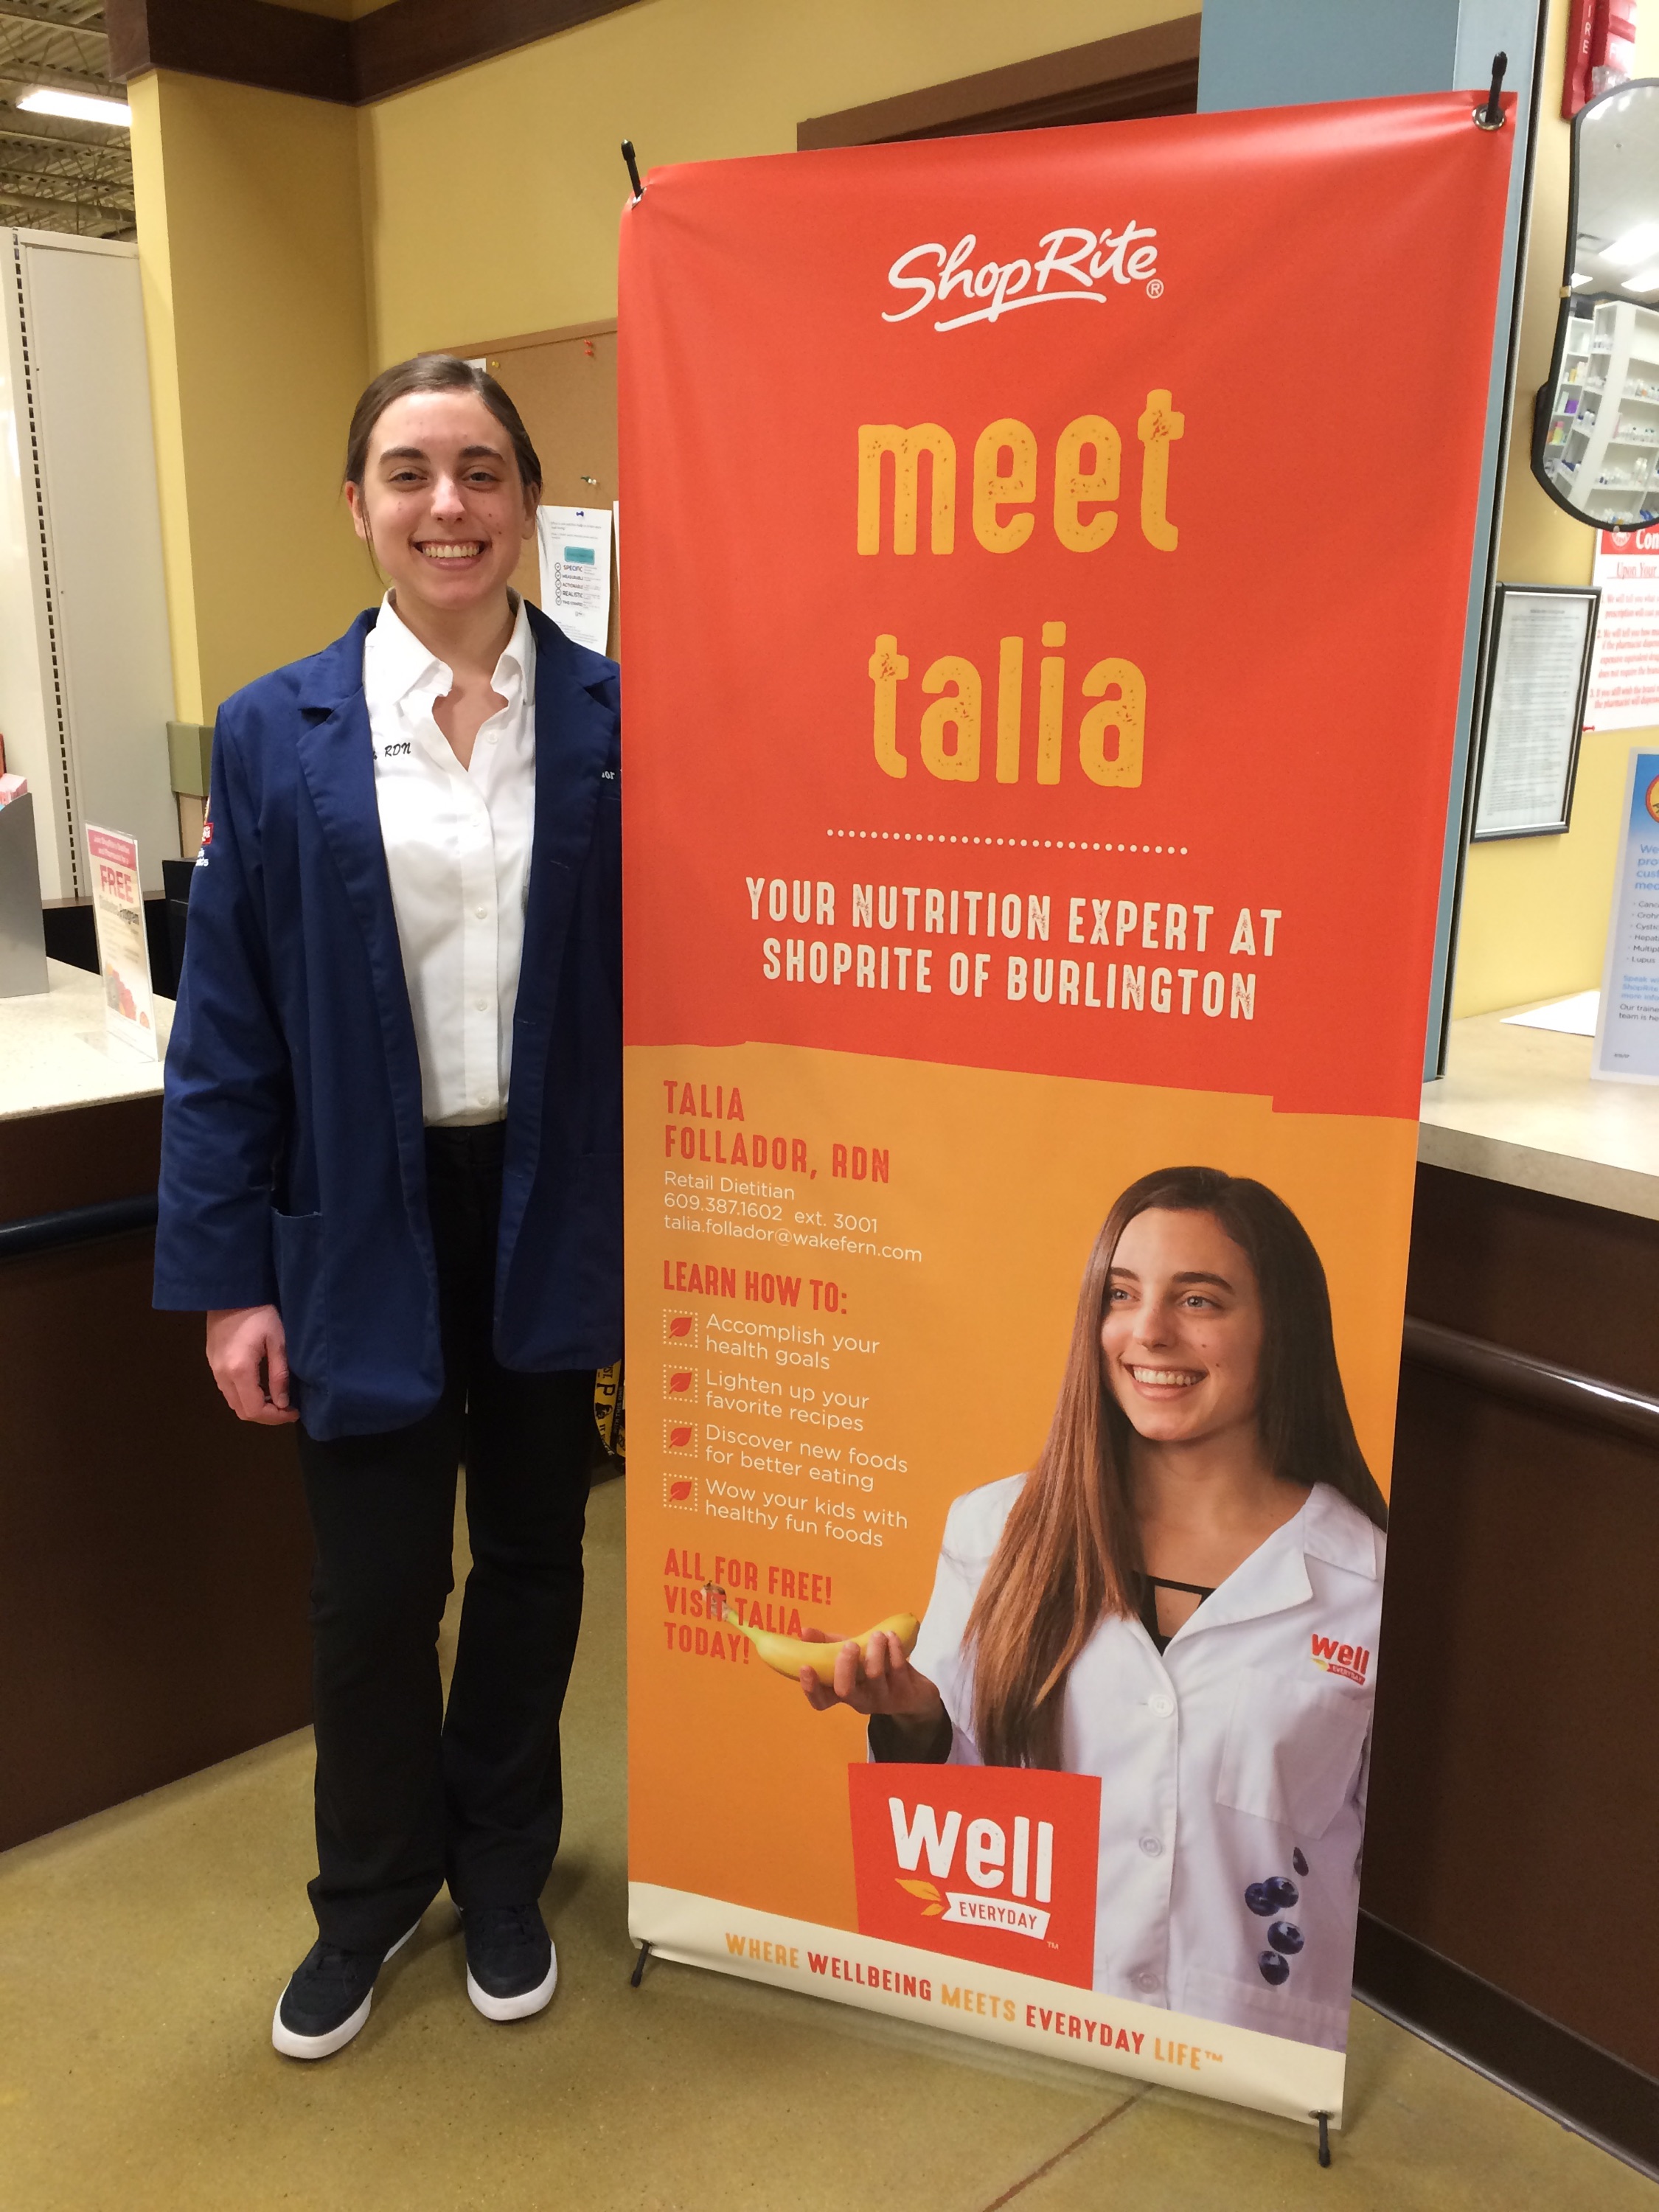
[1134, 1969, 1161, 1994]
[1149, 1692, 1174, 1718]
[475, 905, 488, 919]
[1138, 1834, 1163, 1857]
[475, 998, 489, 1012]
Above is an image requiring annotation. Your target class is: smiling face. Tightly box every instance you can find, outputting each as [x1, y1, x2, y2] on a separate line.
[345, 389, 536, 621]
[1100, 1206, 1265, 1451]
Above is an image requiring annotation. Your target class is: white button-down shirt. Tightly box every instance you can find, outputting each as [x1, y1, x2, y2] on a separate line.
[914, 1478, 1385, 2051]
[364, 593, 536, 1126]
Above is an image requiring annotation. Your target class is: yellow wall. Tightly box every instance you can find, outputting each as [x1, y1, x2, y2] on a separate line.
[130, 71, 373, 721]
[360, 0, 1188, 359]
[130, 0, 1186, 716]
[1452, 4, 1659, 1016]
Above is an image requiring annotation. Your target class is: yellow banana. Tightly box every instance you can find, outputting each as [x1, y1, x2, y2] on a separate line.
[706, 1587, 919, 1684]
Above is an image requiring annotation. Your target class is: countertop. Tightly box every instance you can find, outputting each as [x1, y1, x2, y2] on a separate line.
[6, 964, 1655, 1222]
[1421, 1003, 1659, 1221]
[0, 960, 173, 1123]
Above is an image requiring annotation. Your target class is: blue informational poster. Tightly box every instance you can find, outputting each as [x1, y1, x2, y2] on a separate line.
[1593, 748, 1659, 1083]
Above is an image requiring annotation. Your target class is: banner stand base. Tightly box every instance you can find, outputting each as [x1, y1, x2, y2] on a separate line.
[630, 1941, 653, 1989]
[1315, 2111, 1332, 2168]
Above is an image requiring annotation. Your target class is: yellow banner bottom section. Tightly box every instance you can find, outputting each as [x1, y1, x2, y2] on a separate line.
[628, 1881, 1346, 2129]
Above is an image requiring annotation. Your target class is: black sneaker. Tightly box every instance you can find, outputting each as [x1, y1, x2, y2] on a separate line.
[462, 1902, 557, 2021]
[271, 1923, 417, 2059]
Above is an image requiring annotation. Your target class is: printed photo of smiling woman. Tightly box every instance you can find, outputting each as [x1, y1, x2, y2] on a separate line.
[156, 354, 623, 2062]
[801, 1166, 1388, 2051]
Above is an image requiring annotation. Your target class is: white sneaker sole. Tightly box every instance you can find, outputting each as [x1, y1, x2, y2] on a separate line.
[271, 1920, 419, 2061]
[466, 1940, 557, 2023]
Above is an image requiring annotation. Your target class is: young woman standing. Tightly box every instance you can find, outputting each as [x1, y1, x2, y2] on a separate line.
[156, 355, 621, 2059]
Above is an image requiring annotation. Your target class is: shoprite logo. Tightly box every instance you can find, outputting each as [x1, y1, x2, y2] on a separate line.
[849, 1764, 1101, 1988]
[883, 225, 1161, 332]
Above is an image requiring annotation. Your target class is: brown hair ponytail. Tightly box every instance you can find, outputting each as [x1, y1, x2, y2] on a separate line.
[964, 1166, 1385, 1769]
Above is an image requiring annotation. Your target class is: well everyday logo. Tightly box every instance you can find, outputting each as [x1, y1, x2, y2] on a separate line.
[1310, 1634, 1371, 1686]
[884, 225, 1161, 332]
[891, 1799, 1056, 1938]
[849, 1764, 1101, 1987]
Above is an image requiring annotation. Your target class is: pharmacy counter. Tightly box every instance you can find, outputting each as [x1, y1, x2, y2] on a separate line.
[1, 963, 311, 1853]
[1356, 1006, 1659, 2168]
[1419, 1002, 1659, 1220]
[0, 957, 175, 1121]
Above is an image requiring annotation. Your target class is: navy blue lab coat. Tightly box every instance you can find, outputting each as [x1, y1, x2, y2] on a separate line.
[154, 605, 622, 1441]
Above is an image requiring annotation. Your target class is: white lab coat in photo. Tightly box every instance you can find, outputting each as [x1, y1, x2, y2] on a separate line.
[912, 1478, 1385, 2051]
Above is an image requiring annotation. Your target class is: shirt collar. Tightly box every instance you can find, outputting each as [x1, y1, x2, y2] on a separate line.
[491, 591, 535, 704]
[364, 590, 535, 712]
[1301, 1481, 1383, 1581]
[1166, 1484, 1380, 1644]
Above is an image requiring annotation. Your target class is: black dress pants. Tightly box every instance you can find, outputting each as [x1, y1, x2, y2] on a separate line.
[296, 1122, 595, 1953]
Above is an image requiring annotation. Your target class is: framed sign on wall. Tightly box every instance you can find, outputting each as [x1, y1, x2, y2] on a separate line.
[1471, 584, 1599, 841]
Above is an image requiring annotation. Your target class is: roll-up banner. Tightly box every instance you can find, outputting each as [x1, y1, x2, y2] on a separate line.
[619, 94, 1510, 2129]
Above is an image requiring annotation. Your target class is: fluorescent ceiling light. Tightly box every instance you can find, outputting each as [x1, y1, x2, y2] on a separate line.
[1622, 262, 1659, 291]
[1571, 271, 1592, 285]
[1603, 220, 1659, 268]
[18, 88, 131, 128]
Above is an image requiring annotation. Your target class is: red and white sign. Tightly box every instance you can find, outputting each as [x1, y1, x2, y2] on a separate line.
[1586, 528, 1659, 731]
[850, 1763, 1100, 1988]
[86, 823, 156, 1059]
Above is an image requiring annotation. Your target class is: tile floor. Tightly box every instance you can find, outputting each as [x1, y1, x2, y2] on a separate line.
[1, 1478, 1652, 2212]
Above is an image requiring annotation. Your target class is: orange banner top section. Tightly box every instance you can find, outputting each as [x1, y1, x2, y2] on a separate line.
[619, 94, 1510, 1119]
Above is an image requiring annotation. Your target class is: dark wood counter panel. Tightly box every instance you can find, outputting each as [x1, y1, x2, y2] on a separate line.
[1, 1093, 313, 1851]
[1360, 1163, 1659, 2171]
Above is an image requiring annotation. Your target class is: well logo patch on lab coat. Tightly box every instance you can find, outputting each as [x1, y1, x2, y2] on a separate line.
[849, 1763, 1101, 1989]
[1310, 1635, 1370, 1687]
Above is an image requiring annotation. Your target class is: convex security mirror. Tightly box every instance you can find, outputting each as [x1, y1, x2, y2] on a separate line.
[1536, 80, 1659, 526]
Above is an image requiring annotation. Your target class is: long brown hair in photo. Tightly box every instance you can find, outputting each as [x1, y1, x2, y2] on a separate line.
[963, 1166, 1388, 1770]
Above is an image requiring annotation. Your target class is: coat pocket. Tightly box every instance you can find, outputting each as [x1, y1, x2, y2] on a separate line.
[1214, 1666, 1371, 1840]
[270, 1208, 328, 1391]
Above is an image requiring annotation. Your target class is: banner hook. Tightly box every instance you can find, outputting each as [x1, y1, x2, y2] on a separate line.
[622, 139, 644, 199]
[1473, 52, 1509, 130]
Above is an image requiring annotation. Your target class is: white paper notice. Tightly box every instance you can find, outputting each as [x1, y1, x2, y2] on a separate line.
[1593, 750, 1659, 1082]
[1585, 528, 1659, 731]
[1502, 990, 1599, 1036]
[86, 823, 157, 1060]
[1474, 591, 1594, 836]
[537, 504, 613, 655]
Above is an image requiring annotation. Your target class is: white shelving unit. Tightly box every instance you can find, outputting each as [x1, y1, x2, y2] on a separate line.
[1543, 297, 1659, 526]
[0, 231, 176, 902]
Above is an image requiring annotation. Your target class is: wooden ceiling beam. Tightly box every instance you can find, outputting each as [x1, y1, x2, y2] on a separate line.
[104, 0, 641, 105]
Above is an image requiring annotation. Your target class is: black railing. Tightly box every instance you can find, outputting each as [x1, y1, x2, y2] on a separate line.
[0, 1193, 158, 1262]
[1402, 1315, 1659, 1447]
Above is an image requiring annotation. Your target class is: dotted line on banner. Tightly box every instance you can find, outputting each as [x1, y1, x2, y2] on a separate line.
[825, 830, 1190, 855]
